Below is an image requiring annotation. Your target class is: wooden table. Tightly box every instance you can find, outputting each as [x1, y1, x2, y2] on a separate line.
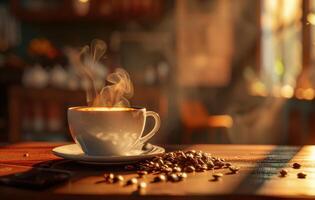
[1, 142, 315, 200]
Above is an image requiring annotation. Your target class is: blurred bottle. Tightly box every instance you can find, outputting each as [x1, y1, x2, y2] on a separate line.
[157, 61, 169, 84]
[144, 65, 156, 85]
[50, 65, 68, 89]
[22, 64, 49, 88]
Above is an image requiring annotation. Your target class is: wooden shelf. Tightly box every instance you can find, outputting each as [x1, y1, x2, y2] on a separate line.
[10, 0, 164, 22]
[8, 86, 168, 142]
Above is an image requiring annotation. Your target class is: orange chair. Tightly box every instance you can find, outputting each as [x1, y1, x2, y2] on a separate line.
[179, 99, 233, 144]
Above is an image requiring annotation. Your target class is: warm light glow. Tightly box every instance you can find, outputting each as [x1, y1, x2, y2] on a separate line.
[78, 0, 89, 3]
[208, 115, 233, 128]
[282, 0, 301, 25]
[193, 54, 208, 69]
[307, 13, 315, 25]
[280, 85, 294, 98]
[272, 86, 281, 98]
[303, 88, 315, 100]
[250, 81, 268, 97]
[295, 88, 304, 99]
[275, 59, 284, 76]
[307, 146, 315, 161]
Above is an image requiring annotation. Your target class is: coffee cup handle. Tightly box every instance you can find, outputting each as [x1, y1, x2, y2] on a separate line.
[138, 111, 161, 144]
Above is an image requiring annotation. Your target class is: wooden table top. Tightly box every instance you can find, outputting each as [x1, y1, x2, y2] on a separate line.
[1, 142, 315, 200]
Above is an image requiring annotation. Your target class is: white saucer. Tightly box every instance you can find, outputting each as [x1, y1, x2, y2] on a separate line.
[52, 143, 165, 165]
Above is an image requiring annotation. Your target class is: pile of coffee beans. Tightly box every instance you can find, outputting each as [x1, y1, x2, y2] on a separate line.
[138, 150, 233, 174]
[102, 150, 240, 191]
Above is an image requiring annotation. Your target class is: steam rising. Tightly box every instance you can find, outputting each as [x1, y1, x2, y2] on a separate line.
[66, 39, 133, 107]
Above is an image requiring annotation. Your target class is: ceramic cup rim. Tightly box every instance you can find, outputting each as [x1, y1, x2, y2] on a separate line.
[68, 106, 146, 112]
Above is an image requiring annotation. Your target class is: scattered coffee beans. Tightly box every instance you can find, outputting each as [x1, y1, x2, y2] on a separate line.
[279, 169, 288, 177]
[297, 172, 307, 179]
[102, 150, 239, 191]
[293, 163, 301, 169]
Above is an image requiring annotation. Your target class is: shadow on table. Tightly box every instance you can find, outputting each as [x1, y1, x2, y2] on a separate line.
[0, 158, 140, 191]
[232, 145, 302, 194]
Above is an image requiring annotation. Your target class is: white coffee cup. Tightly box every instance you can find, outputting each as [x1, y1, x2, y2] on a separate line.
[68, 106, 160, 156]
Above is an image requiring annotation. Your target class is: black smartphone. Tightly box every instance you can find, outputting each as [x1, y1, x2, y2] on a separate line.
[0, 164, 71, 190]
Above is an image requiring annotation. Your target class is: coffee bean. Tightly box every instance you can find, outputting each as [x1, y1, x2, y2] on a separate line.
[164, 167, 173, 173]
[104, 173, 114, 180]
[127, 178, 138, 185]
[225, 163, 231, 168]
[178, 172, 188, 180]
[196, 167, 206, 172]
[201, 164, 208, 170]
[184, 166, 195, 173]
[158, 159, 164, 165]
[104, 173, 115, 183]
[169, 173, 179, 182]
[154, 174, 167, 182]
[212, 173, 223, 181]
[202, 152, 210, 158]
[215, 161, 225, 168]
[293, 163, 301, 169]
[113, 175, 124, 183]
[137, 181, 148, 192]
[165, 161, 172, 166]
[197, 159, 205, 165]
[137, 170, 148, 177]
[207, 161, 214, 169]
[279, 169, 288, 177]
[297, 172, 307, 179]
[138, 181, 147, 189]
[186, 150, 196, 154]
[229, 166, 240, 174]
[173, 167, 182, 172]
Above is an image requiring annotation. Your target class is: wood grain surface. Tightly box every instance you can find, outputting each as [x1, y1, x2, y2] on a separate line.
[0, 142, 315, 200]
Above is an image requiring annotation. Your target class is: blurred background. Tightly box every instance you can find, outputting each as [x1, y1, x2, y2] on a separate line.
[0, 0, 314, 145]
